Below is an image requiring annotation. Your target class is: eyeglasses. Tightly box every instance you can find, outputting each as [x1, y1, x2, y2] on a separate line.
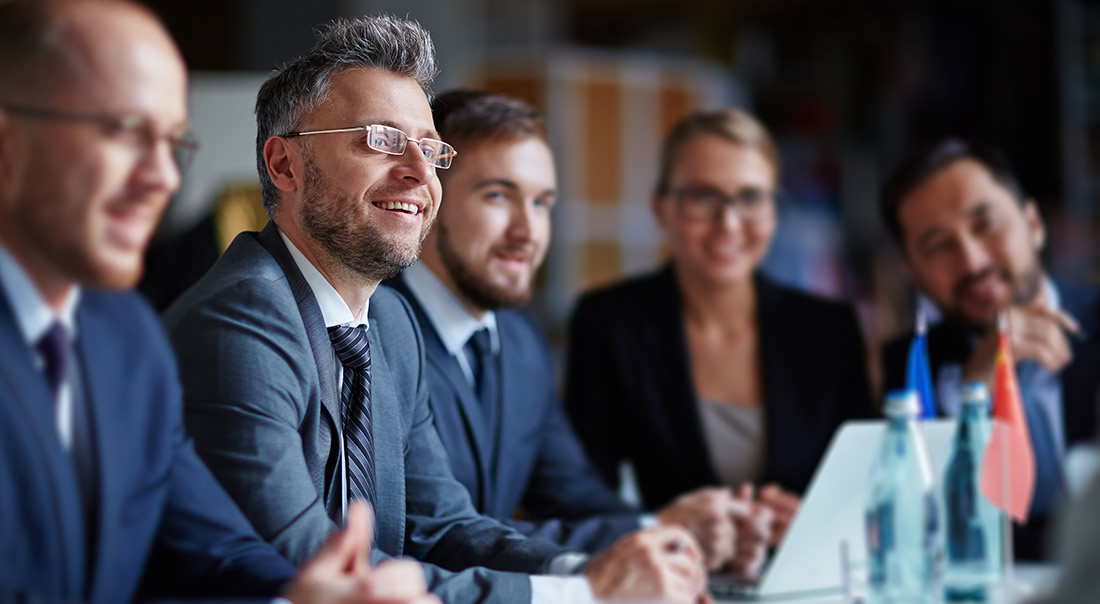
[666, 186, 776, 223]
[282, 123, 457, 169]
[0, 102, 199, 173]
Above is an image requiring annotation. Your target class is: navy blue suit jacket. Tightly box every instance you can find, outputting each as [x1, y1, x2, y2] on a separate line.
[386, 275, 639, 553]
[882, 278, 1100, 559]
[564, 266, 875, 508]
[0, 287, 294, 603]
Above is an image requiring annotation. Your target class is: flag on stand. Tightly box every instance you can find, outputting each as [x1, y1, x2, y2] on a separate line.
[905, 309, 936, 419]
[979, 320, 1035, 523]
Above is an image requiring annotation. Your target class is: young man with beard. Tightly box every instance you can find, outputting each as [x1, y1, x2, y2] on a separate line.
[165, 16, 709, 604]
[385, 90, 771, 577]
[880, 138, 1100, 560]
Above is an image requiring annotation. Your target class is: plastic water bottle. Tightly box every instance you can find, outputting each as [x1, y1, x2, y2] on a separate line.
[942, 381, 1003, 601]
[866, 389, 940, 603]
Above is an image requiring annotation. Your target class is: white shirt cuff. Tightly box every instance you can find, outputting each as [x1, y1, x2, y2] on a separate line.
[530, 575, 595, 604]
[639, 513, 659, 529]
[545, 551, 589, 575]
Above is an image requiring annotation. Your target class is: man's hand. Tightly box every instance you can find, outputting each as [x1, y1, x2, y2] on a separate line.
[283, 502, 440, 604]
[586, 526, 710, 604]
[656, 487, 738, 570]
[756, 483, 799, 549]
[966, 305, 1080, 381]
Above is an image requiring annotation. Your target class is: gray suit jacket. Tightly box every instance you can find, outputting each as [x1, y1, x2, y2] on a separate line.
[164, 222, 568, 601]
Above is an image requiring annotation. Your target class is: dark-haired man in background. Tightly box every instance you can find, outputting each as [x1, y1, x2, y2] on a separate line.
[880, 138, 1100, 559]
[386, 89, 771, 575]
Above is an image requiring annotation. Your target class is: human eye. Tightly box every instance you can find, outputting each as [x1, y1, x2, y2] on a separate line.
[738, 188, 767, 206]
[534, 194, 556, 209]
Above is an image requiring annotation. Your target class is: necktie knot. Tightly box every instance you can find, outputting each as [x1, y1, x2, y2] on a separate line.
[36, 321, 69, 399]
[328, 325, 371, 370]
[468, 327, 493, 359]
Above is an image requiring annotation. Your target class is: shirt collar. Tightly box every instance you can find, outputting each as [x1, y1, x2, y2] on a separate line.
[0, 242, 80, 346]
[401, 261, 497, 356]
[278, 229, 369, 330]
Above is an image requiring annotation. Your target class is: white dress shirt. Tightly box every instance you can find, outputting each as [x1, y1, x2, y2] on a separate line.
[0, 242, 80, 449]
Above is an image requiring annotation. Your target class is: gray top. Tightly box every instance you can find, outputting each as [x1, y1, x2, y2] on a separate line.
[698, 400, 765, 488]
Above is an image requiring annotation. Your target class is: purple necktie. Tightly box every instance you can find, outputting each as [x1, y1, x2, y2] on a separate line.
[36, 322, 69, 406]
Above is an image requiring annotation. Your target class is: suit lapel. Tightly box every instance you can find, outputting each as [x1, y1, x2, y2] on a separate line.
[255, 223, 341, 429]
[363, 322, 405, 556]
[754, 275, 795, 483]
[0, 289, 86, 596]
[389, 277, 494, 499]
[648, 267, 718, 484]
[77, 296, 123, 600]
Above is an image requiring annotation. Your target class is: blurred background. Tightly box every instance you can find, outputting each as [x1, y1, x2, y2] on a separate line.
[137, 0, 1100, 397]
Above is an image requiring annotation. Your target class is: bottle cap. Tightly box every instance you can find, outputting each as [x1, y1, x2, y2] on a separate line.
[883, 389, 919, 417]
[960, 381, 989, 406]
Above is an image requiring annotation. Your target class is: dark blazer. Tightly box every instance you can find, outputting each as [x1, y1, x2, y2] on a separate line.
[882, 278, 1100, 559]
[0, 286, 294, 603]
[165, 223, 568, 602]
[564, 265, 874, 509]
[386, 274, 640, 553]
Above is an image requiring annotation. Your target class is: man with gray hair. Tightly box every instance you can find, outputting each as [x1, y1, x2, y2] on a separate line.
[166, 13, 708, 604]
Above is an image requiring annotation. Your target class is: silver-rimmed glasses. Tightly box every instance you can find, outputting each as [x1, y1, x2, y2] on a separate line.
[0, 102, 199, 173]
[282, 123, 457, 169]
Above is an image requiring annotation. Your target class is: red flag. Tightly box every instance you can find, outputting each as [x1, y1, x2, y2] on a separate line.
[979, 329, 1035, 522]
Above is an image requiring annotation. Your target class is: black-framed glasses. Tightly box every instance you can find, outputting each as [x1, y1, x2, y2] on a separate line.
[281, 123, 457, 169]
[0, 102, 199, 173]
[667, 186, 776, 223]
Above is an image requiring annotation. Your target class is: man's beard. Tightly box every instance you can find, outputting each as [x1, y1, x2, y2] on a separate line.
[300, 156, 431, 282]
[949, 259, 1044, 327]
[436, 219, 536, 311]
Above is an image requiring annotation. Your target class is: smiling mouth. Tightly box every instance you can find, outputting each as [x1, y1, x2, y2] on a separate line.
[373, 201, 422, 216]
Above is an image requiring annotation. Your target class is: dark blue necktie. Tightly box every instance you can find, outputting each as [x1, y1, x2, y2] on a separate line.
[1016, 360, 1063, 516]
[36, 322, 69, 405]
[464, 328, 498, 416]
[327, 325, 376, 507]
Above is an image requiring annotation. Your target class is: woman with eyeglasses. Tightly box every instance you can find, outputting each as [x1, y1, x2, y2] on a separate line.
[564, 108, 873, 549]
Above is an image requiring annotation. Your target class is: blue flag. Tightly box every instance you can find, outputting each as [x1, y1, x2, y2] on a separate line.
[905, 310, 936, 419]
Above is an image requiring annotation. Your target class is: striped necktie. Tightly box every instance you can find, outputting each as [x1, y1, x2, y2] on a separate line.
[327, 325, 376, 507]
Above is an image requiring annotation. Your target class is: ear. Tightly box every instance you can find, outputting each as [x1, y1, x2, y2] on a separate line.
[1022, 198, 1045, 251]
[263, 136, 300, 195]
[651, 194, 669, 229]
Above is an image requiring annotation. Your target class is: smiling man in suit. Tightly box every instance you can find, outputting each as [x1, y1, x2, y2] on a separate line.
[165, 15, 709, 604]
[385, 89, 771, 577]
[880, 138, 1100, 559]
[0, 1, 438, 603]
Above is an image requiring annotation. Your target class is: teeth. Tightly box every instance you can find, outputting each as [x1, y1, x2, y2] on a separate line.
[376, 201, 419, 214]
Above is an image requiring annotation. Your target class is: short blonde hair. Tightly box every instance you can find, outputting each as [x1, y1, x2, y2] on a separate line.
[655, 108, 779, 195]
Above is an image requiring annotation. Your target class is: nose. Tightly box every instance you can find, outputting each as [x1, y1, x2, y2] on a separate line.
[716, 203, 745, 232]
[957, 234, 991, 274]
[507, 199, 536, 242]
[394, 142, 434, 184]
[132, 137, 182, 194]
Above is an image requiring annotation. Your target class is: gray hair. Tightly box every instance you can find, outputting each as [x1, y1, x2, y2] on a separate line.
[254, 14, 438, 216]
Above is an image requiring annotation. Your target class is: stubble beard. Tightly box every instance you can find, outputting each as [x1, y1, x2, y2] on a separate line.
[300, 156, 431, 283]
[436, 219, 536, 311]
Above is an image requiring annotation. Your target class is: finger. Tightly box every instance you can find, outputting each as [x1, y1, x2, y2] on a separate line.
[364, 559, 430, 601]
[1021, 304, 1082, 335]
[352, 501, 376, 575]
[727, 498, 754, 521]
[735, 482, 754, 501]
[307, 500, 371, 575]
[759, 484, 800, 512]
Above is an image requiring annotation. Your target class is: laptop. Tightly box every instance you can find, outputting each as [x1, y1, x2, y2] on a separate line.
[709, 419, 957, 601]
